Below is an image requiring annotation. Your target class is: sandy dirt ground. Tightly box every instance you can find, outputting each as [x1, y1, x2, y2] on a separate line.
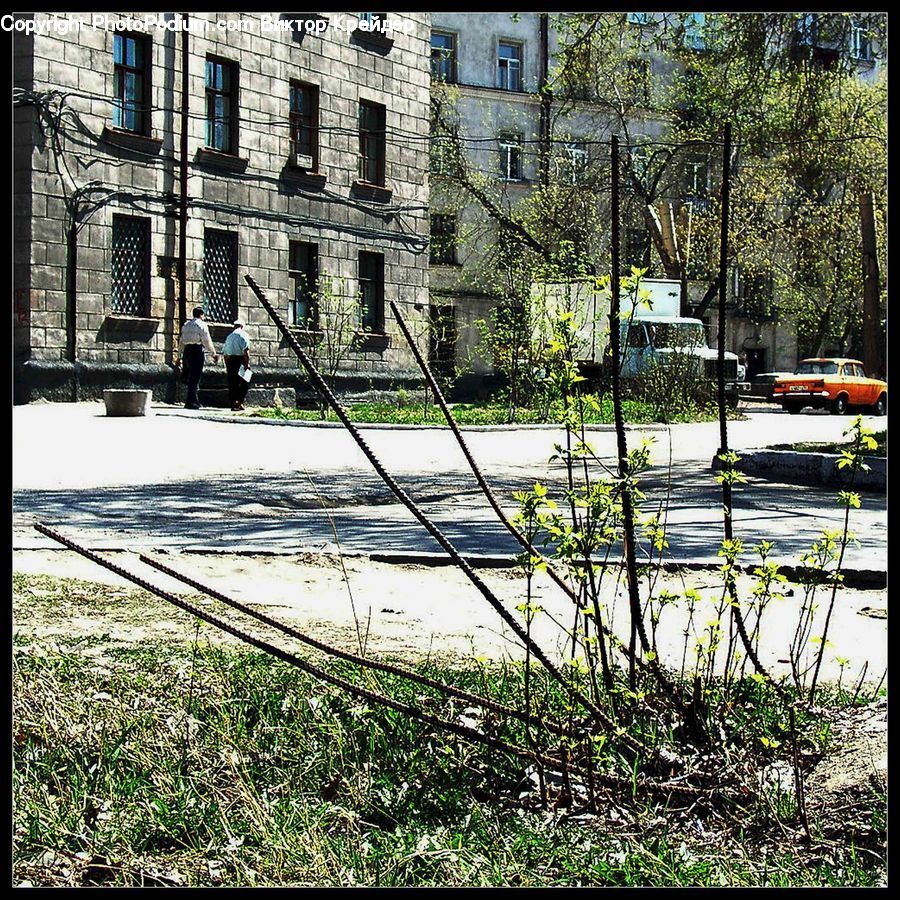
[13, 548, 886, 685]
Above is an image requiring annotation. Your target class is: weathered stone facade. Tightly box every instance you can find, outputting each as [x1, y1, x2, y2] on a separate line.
[14, 12, 432, 402]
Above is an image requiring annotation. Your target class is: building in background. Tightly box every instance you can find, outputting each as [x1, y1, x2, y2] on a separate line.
[14, 12, 431, 403]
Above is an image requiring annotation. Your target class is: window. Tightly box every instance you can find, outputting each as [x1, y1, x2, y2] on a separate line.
[559, 142, 588, 185]
[205, 57, 238, 153]
[358, 13, 385, 30]
[624, 228, 651, 272]
[111, 215, 151, 315]
[112, 33, 150, 134]
[431, 31, 457, 83]
[359, 100, 386, 186]
[497, 41, 522, 91]
[359, 251, 384, 332]
[499, 132, 522, 181]
[685, 157, 709, 199]
[289, 82, 319, 168]
[289, 242, 318, 327]
[627, 12, 654, 26]
[850, 19, 872, 61]
[683, 13, 706, 50]
[624, 59, 650, 105]
[429, 214, 457, 265]
[203, 229, 238, 323]
[795, 13, 818, 47]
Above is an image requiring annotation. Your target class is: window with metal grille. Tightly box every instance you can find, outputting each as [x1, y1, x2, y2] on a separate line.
[499, 132, 522, 181]
[359, 251, 384, 332]
[111, 215, 151, 316]
[112, 33, 150, 134]
[429, 214, 457, 265]
[203, 229, 238, 323]
[431, 31, 457, 83]
[205, 56, 238, 153]
[359, 101, 386, 185]
[290, 82, 318, 168]
[289, 242, 318, 327]
[497, 41, 522, 91]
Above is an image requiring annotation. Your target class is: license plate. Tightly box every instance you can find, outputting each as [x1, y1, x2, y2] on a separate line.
[789, 385, 807, 392]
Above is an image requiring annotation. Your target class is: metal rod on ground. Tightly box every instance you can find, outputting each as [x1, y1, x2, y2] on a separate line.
[389, 299, 648, 679]
[33, 522, 560, 770]
[242, 272, 635, 749]
[140, 552, 569, 738]
[715, 122, 780, 689]
[609, 136, 654, 689]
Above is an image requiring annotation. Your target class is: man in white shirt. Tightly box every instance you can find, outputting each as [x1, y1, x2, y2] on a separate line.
[222, 320, 251, 411]
[174, 306, 218, 409]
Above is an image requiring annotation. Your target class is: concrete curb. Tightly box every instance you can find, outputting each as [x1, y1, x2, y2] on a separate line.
[712, 449, 886, 491]
[13, 542, 886, 589]
[159, 408, 673, 433]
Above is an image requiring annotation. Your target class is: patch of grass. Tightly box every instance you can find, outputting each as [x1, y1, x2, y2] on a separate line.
[14, 634, 885, 887]
[253, 396, 724, 427]
[769, 430, 886, 457]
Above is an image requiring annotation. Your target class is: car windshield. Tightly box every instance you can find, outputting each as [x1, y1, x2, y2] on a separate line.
[796, 361, 839, 375]
[646, 322, 704, 349]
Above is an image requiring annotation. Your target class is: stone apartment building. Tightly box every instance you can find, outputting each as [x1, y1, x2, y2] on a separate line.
[13, 12, 431, 403]
[426, 12, 882, 385]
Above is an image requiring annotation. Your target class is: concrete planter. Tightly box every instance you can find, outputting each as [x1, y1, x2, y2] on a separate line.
[103, 389, 153, 417]
[712, 449, 886, 491]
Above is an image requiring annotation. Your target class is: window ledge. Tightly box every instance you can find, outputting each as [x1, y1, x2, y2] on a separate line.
[280, 166, 328, 190]
[429, 260, 461, 268]
[351, 28, 395, 53]
[100, 126, 163, 155]
[194, 148, 250, 173]
[353, 331, 390, 351]
[103, 313, 158, 327]
[351, 180, 393, 203]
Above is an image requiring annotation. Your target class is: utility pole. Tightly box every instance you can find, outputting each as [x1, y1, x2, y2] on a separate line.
[538, 13, 551, 187]
[716, 122, 732, 455]
[178, 12, 189, 327]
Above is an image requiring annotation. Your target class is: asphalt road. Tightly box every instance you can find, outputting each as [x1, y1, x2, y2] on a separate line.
[13, 401, 887, 573]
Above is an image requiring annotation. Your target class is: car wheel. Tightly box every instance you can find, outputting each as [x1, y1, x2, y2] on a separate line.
[873, 393, 887, 416]
[783, 403, 803, 414]
[830, 394, 849, 415]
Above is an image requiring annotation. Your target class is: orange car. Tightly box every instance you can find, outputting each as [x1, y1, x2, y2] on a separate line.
[773, 358, 887, 415]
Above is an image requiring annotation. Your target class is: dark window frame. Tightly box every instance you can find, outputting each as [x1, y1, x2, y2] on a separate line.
[205, 56, 239, 154]
[497, 40, 523, 91]
[358, 250, 385, 333]
[288, 241, 319, 328]
[112, 32, 151, 135]
[429, 213, 458, 265]
[289, 81, 319, 169]
[202, 228, 239, 323]
[431, 30, 458, 83]
[110, 213, 152, 316]
[358, 100, 387, 186]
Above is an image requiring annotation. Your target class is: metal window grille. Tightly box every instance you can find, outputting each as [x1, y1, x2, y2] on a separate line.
[359, 101, 386, 185]
[359, 251, 384, 332]
[497, 42, 521, 90]
[112, 34, 148, 134]
[203, 230, 238, 323]
[206, 57, 236, 153]
[111, 215, 150, 315]
[289, 242, 318, 326]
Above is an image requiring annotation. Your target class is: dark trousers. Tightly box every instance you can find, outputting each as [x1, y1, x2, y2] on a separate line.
[225, 356, 249, 405]
[183, 344, 205, 408]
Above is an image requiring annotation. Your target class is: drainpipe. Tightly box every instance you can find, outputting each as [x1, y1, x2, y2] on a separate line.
[177, 12, 189, 327]
[538, 13, 551, 187]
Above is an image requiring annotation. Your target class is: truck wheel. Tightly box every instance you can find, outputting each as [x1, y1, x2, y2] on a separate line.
[830, 394, 849, 415]
[873, 393, 887, 416]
